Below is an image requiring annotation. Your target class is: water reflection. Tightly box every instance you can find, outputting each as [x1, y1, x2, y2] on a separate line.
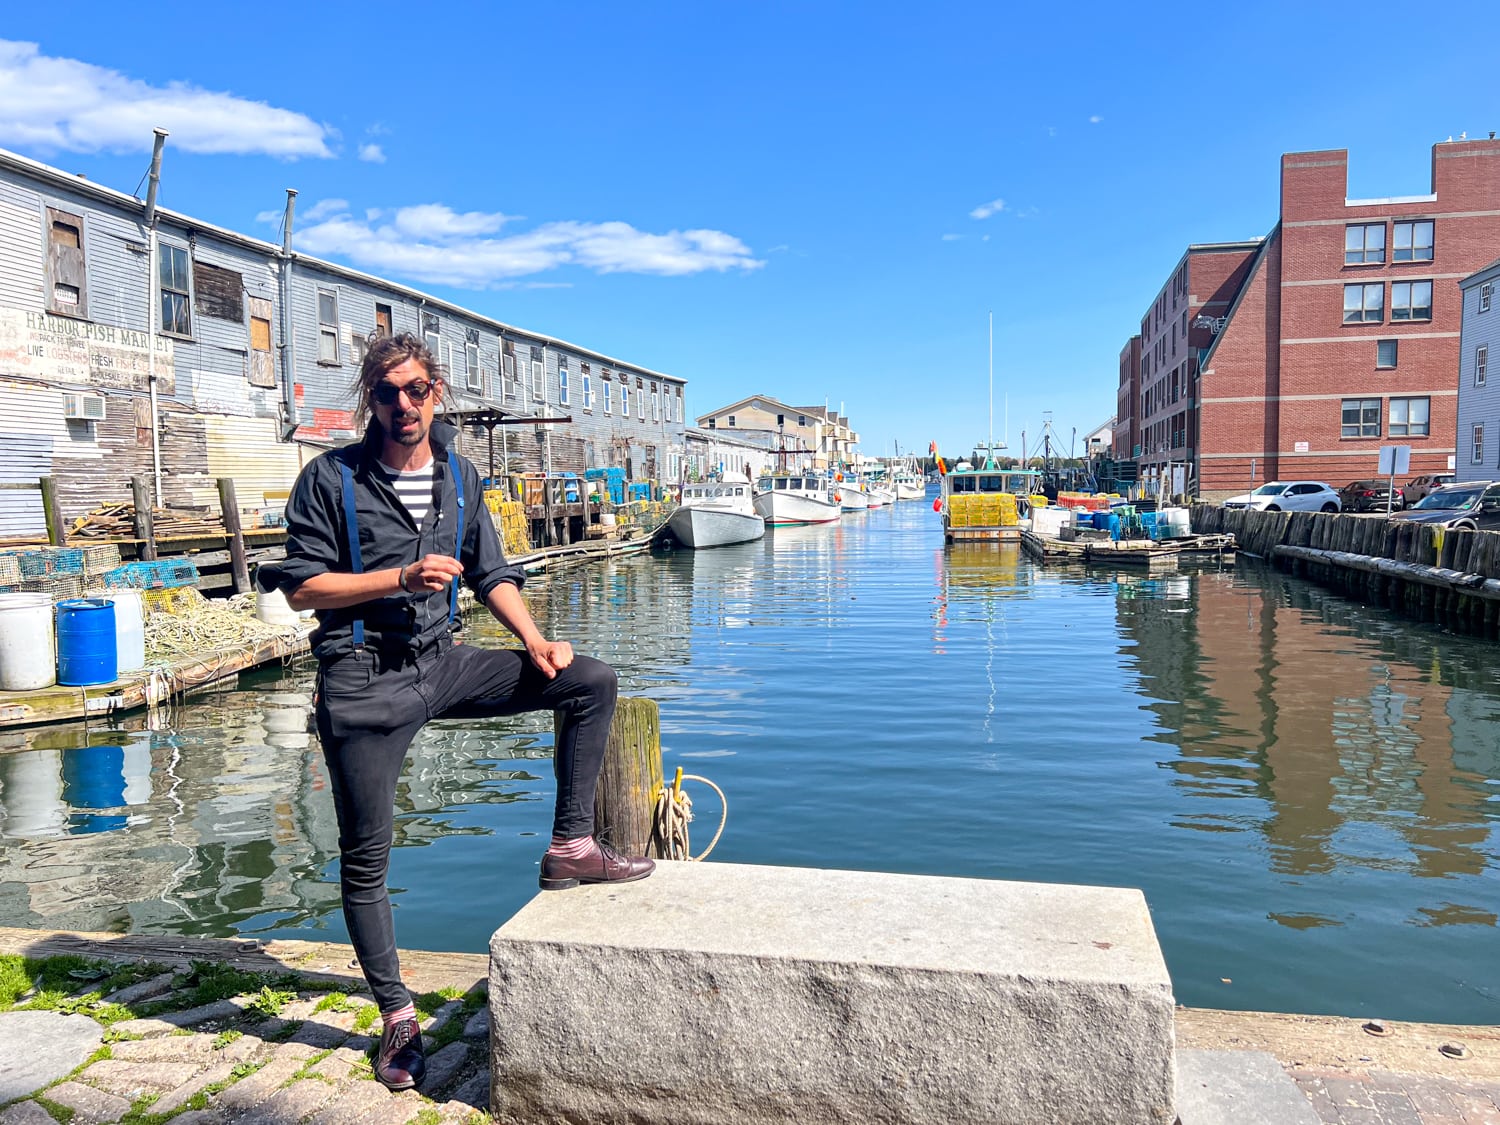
[1122, 569, 1498, 934]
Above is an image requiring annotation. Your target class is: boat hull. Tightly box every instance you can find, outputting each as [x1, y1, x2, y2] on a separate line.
[667, 506, 766, 549]
[840, 484, 871, 511]
[754, 491, 842, 526]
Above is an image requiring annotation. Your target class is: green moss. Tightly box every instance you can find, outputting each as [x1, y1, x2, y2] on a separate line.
[352, 1005, 377, 1033]
[407, 1108, 443, 1125]
[265, 1020, 303, 1042]
[32, 1095, 74, 1125]
[459, 985, 487, 1014]
[212, 1029, 244, 1050]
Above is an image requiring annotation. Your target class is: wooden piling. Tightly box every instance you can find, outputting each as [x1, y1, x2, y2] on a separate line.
[131, 476, 158, 561]
[558, 696, 665, 859]
[39, 476, 65, 546]
[217, 478, 250, 594]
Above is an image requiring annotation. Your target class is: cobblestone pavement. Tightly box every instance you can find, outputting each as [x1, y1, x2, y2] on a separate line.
[1290, 1067, 1500, 1125]
[0, 985, 489, 1125]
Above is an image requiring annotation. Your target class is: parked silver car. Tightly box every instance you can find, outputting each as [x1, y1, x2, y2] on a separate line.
[1402, 473, 1455, 506]
[1221, 480, 1341, 513]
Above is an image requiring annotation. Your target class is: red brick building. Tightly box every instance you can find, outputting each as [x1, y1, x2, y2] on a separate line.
[1124, 140, 1500, 500]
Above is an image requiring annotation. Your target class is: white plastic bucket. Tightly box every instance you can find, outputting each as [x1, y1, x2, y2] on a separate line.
[1159, 508, 1191, 538]
[599, 513, 617, 527]
[102, 590, 146, 674]
[255, 587, 310, 626]
[0, 592, 58, 690]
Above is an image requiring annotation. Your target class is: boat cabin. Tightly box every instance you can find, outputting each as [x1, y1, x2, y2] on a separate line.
[684, 483, 750, 502]
[943, 467, 1043, 498]
[757, 476, 827, 494]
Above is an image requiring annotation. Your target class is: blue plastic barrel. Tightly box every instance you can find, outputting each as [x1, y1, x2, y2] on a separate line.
[56, 598, 117, 686]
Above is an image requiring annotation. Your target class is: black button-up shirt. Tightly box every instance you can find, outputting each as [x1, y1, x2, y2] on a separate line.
[261, 420, 525, 661]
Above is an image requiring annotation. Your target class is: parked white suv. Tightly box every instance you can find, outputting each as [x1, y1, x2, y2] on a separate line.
[1221, 480, 1341, 513]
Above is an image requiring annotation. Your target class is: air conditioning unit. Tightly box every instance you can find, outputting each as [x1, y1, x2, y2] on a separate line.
[62, 392, 106, 422]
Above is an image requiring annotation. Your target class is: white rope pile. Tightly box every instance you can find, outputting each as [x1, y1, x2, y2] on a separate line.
[652, 771, 727, 861]
[144, 588, 303, 662]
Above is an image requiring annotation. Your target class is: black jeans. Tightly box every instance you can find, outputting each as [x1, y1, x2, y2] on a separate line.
[315, 640, 618, 1013]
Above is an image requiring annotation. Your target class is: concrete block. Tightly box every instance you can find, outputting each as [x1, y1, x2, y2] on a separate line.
[1174, 1050, 1321, 1124]
[490, 862, 1176, 1124]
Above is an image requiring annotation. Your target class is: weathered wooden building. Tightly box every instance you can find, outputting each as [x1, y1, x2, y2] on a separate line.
[0, 145, 687, 539]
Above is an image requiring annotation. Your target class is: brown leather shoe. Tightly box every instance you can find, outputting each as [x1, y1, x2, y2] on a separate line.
[539, 840, 656, 890]
[374, 1016, 425, 1090]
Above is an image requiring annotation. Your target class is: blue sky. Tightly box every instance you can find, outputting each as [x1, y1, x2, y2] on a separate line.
[0, 1, 1491, 459]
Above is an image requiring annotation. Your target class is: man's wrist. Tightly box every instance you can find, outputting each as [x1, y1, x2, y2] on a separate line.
[397, 564, 409, 592]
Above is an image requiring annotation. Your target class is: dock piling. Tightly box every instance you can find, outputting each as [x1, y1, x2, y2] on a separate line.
[557, 695, 664, 858]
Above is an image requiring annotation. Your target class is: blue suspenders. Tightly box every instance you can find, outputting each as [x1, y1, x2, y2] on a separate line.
[338, 449, 467, 654]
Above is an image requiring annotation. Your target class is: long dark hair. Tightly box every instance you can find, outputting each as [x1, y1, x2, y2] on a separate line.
[351, 332, 446, 426]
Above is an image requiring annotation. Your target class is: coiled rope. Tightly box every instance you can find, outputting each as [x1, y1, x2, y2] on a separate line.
[652, 767, 727, 861]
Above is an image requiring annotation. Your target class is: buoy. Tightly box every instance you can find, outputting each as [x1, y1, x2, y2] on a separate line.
[932, 498, 942, 512]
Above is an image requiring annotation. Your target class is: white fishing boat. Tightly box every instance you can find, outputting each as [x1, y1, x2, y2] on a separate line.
[666, 478, 765, 548]
[893, 462, 925, 501]
[868, 485, 895, 506]
[839, 479, 871, 511]
[754, 474, 842, 526]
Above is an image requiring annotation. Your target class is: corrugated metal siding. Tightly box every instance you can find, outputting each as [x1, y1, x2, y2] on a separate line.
[0, 432, 52, 538]
[199, 415, 302, 508]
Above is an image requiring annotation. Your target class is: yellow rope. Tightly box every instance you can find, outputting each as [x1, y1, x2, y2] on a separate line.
[652, 771, 727, 861]
[142, 588, 304, 663]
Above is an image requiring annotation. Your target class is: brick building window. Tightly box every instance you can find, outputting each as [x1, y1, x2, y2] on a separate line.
[1474, 423, 1485, 465]
[1393, 220, 1433, 263]
[1377, 340, 1398, 369]
[1480, 282, 1493, 313]
[1343, 283, 1383, 324]
[1477, 345, 1488, 387]
[1391, 281, 1432, 322]
[1389, 397, 1429, 437]
[1345, 223, 1385, 264]
[1341, 398, 1381, 438]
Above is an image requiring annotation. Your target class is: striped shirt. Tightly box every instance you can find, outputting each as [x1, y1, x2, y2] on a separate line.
[380, 461, 434, 525]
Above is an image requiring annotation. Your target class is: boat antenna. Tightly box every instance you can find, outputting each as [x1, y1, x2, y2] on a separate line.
[987, 310, 994, 469]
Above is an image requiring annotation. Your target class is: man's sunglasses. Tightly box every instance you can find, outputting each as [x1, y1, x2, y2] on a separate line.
[372, 379, 436, 406]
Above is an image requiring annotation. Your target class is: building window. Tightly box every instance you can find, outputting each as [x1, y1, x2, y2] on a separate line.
[45, 208, 89, 318]
[1477, 344, 1489, 387]
[465, 329, 481, 391]
[1341, 398, 1381, 438]
[375, 303, 393, 338]
[727, 414, 735, 427]
[1391, 280, 1432, 322]
[638, 380, 646, 419]
[1377, 339, 1398, 369]
[1481, 282, 1494, 313]
[1393, 220, 1433, 263]
[651, 385, 660, 421]
[159, 243, 192, 336]
[530, 346, 544, 403]
[316, 289, 340, 363]
[501, 342, 517, 400]
[621, 383, 630, 417]
[1474, 423, 1485, 464]
[1389, 396, 1429, 437]
[1345, 223, 1385, 265]
[558, 361, 570, 405]
[1343, 283, 1383, 324]
[421, 311, 440, 358]
[582, 371, 593, 410]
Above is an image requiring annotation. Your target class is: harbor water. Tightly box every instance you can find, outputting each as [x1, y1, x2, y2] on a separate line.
[0, 496, 1497, 1024]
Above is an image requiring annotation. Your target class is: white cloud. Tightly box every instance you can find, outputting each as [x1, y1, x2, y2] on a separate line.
[969, 198, 1005, 220]
[358, 143, 385, 163]
[281, 200, 764, 287]
[941, 233, 963, 241]
[1089, 115, 1103, 124]
[0, 39, 334, 158]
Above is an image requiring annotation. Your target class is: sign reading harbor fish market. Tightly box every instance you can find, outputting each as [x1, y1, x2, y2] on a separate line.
[0, 307, 176, 393]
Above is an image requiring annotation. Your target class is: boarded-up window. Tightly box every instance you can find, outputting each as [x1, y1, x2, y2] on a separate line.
[375, 303, 393, 338]
[45, 208, 88, 318]
[193, 261, 244, 322]
[248, 297, 275, 388]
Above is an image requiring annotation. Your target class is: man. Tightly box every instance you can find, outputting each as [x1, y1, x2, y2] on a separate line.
[261, 333, 653, 1091]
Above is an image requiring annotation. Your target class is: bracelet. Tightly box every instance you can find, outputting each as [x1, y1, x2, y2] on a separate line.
[398, 565, 409, 592]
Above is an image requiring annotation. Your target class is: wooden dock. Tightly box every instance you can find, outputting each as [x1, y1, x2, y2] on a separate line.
[1021, 530, 1235, 568]
[0, 533, 659, 731]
